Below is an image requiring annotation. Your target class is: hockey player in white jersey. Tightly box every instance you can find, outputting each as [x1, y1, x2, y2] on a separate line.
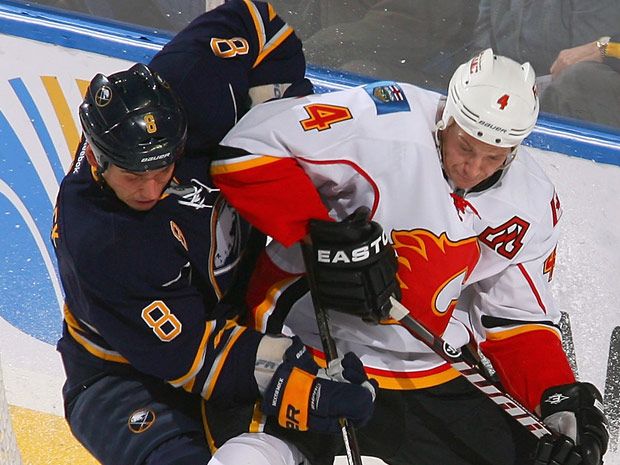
[210, 49, 609, 465]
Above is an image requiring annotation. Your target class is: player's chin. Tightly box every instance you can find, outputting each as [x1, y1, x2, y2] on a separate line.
[129, 199, 159, 211]
[453, 173, 484, 191]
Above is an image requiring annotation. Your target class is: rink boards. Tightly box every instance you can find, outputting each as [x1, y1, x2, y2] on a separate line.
[0, 2, 620, 464]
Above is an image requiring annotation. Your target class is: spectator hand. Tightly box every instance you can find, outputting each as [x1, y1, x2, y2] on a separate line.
[550, 42, 602, 77]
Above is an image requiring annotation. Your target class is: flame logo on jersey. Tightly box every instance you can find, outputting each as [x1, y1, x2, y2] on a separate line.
[479, 216, 530, 260]
[392, 229, 479, 336]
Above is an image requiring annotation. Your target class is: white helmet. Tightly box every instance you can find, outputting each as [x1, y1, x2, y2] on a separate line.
[439, 48, 539, 148]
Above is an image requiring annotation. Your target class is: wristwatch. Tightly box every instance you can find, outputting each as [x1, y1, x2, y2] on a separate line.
[596, 36, 611, 59]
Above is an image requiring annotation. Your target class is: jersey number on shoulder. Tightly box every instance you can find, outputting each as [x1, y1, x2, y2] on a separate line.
[142, 300, 182, 342]
[210, 37, 250, 58]
[543, 246, 557, 282]
[479, 216, 530, 260]
[300, 104, 352, 131]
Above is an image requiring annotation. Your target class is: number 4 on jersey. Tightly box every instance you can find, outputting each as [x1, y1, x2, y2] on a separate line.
[300, 103, 352, 131]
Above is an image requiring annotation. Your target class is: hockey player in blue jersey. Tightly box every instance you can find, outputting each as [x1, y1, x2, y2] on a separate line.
[51, 3, 377, 465]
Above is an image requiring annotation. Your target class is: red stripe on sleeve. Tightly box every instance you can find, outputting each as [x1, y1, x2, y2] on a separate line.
[212, 158, 331, 246]
[245, 250, 302, 316]
[480, 329, 576, 411]
[517, 263, 546, 313]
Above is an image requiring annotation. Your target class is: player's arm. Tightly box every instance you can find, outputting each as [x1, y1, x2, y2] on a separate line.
[473, 192, 608, 464]
[476, 246, 575, 411]
[149, 1, 311, 151]
[213, 151, 400, 323]
[72, 246, 376, 433]
[212, 149, 331, 247]
[151, 0, 307, 88]
[474, 260, 610, 463]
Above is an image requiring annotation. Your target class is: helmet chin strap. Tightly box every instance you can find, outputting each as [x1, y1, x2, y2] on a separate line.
[433, 122, 462, 193]
[433, 119, 446, 166]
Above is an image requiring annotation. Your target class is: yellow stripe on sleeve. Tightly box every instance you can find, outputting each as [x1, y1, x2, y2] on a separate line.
[253, 25, 294, 68]
[485, 324, 561, 342]
[251, 276, 301, 332]
[213, 320, 240, 348]
[201, 400, 218, 454]
[169, 320, 215, 388]
[243, 0, 265, 51]
[201, 326, 247, 399]
[210, 155, 282, 175]
[267, 3, 277, 21]
[249, 400, 266, 432]
[64, 305, 129, 364]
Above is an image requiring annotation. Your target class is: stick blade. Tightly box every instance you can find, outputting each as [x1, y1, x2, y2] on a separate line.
[604, 326, 620, 452]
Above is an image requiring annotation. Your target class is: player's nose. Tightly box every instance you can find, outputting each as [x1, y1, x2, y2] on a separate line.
[139, 178, 164, 200]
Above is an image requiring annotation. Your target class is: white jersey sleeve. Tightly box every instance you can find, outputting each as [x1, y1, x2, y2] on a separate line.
[460, 147, 563, 338]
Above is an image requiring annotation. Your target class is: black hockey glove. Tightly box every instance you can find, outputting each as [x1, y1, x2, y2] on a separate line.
[261, 336, 377, 433]
[307, 206, 401, 323]
[534, 382, 609, 465]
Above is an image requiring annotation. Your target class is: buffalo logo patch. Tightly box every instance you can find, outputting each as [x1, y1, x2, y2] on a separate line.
[128, 408, 156, 433]
[479, 216, 530, 259]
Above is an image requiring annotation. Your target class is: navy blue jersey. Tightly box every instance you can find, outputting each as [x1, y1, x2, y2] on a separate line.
[149, 0, 312, 155]
[54, 139, 264, 406]
[53, 0, 308, 410]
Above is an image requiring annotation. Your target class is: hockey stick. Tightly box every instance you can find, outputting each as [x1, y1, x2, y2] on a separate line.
[604, 326, 620, 452]
[559, 311, 579, 378]
[388, 297, 552, 439]
[300, 241, 364, 465]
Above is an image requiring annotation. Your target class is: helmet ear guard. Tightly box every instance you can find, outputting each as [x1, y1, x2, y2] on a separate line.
[79, 63, 187, 173]
[440, 48, 539, 149]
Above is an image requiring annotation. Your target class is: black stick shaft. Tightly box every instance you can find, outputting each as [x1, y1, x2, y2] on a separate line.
[301, 241, 364, 465]
[389, 297, 551, 439]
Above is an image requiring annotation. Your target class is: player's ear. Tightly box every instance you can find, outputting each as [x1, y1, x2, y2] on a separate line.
[84, 144, 98, 168]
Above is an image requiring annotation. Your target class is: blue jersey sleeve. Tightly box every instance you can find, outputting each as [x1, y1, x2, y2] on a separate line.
[149, 0, 310, 155]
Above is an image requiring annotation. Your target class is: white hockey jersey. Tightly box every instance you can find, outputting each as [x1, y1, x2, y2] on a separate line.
[213, 81, 575, 407]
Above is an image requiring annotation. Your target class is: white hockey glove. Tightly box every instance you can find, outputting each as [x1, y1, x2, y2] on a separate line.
[534, 382, 609, 465]
[255, 335, 377, 433]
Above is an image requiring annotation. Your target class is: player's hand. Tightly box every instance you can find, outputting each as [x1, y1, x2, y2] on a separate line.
[307, 206, 401, 323]
[534, 382, 609, 465]
[261, 336, 377, 433]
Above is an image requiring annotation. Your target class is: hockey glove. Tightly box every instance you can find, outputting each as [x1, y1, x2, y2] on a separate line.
[534, 382, 609, 465]
[261, 336, 377, 433]
[308, 206, 401, 323]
